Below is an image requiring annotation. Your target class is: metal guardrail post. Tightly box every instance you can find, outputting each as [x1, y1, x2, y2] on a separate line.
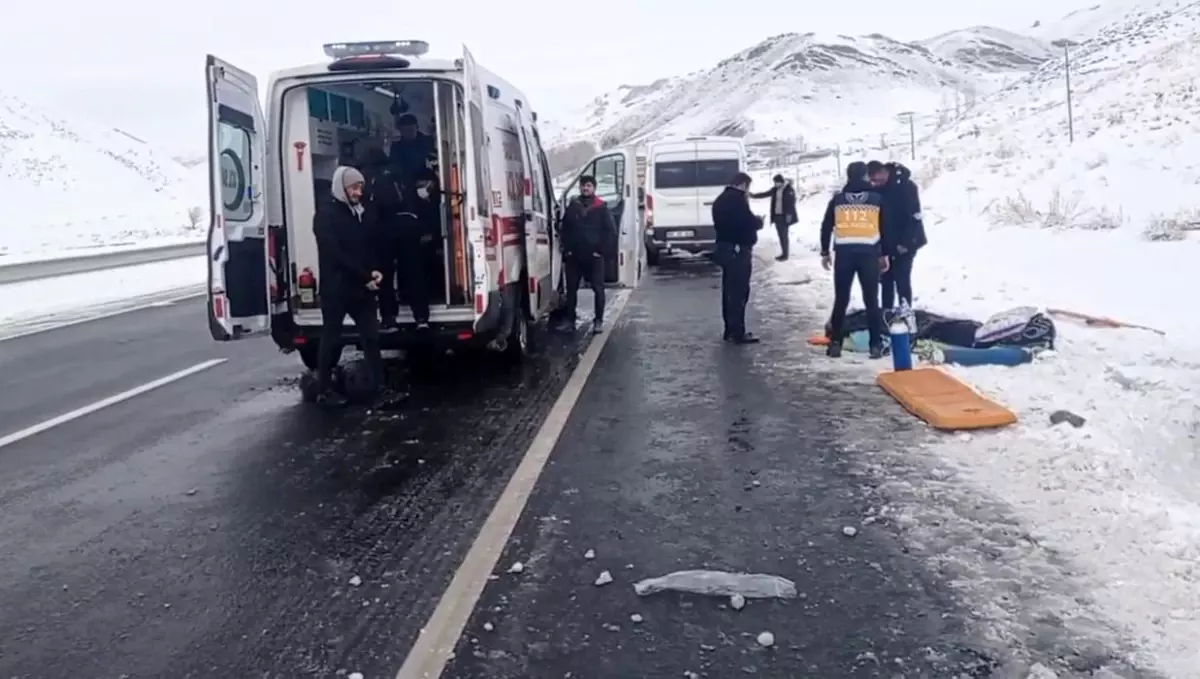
[0, 242, 207, 285]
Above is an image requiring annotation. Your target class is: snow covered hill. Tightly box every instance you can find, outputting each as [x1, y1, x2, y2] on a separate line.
[755, 2, 1200, 674]
[546, 28, 1054, 157]
[0, 90, 206, 263]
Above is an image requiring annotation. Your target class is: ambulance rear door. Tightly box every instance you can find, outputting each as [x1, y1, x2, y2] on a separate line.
[205, 55, 270, 341]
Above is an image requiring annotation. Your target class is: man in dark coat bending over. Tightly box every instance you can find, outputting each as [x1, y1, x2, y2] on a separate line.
[868, 160, 927, 310]
[713, 172, 764, 344]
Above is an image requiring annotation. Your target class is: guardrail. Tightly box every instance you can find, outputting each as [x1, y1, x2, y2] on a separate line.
[0, 241, 207, 285]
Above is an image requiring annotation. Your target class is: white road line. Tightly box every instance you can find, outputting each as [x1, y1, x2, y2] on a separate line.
[0, 290, 205, 343]
[395, 292, 632, 679]
[0, 358, 227, 450]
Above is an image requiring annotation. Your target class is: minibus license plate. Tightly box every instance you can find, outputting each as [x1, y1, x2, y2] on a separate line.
[667, 230, 694, 238]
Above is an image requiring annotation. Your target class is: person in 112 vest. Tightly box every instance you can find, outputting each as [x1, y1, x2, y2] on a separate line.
[819, 161, 892, 359]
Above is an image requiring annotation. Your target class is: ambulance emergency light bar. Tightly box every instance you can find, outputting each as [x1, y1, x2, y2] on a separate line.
[323, 40, 430, 60]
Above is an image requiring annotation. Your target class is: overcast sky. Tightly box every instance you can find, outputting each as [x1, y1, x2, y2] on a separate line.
[0, 0, 1084, 156]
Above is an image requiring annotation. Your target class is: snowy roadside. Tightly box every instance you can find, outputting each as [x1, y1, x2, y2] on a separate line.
[747, 188, 1200, 677]
[0, 234, 204, 267]
[0, 256, 206, 336]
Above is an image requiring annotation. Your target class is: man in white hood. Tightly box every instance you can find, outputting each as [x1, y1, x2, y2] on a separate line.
[311, 165, 385, 406]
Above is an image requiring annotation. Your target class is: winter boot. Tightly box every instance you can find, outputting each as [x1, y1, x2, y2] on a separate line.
[826, 342, 843, 358]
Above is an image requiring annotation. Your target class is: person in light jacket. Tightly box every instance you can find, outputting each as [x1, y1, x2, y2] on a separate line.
[750, 174, 798, 260]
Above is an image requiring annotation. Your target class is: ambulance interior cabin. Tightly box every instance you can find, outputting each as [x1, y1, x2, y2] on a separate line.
[284, 70, 471, 316]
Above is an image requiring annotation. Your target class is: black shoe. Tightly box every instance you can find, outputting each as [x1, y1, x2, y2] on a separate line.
[592, 319, 603, 334]
[826, 342, 843, 358]
[731, 333, 760, 345]
[723, 331, 733, 342]
[775, 255, 788, 261]
[379, 317, 397, 331]
[868, 343, 884, 360]
[316, 390, 348, 408]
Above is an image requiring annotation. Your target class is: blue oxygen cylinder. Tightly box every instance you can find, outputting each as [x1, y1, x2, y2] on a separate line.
[890, 305, 914, 371]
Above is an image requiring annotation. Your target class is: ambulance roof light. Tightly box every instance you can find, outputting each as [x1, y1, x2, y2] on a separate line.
[323, 40, 430, 60]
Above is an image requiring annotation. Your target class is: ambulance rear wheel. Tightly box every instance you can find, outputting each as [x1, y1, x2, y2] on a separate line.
[299, 371, 320, 403]
[299, 344, 320, 371]
[501, 313, 533, 363]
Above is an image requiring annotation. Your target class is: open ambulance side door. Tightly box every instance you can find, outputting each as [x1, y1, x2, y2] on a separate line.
[512, 100, 550, 317]
[205, 55, 269, 341]
[461, 46, 493, 328]
[558, 147, 641, 288]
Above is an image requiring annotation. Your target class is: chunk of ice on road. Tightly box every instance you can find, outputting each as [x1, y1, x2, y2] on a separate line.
[756, 631, 775, 647]
[584, 549, 595, 560]
[507, 561, 525, 574]
[729, 593, 746, 610]
[348, 575, 362, 587]
[594, 570, 614, 586]
[348, 673, 364, 679]
[842, 526, 858, 537]
[633, 570, 797, 599]
[630, 613, 644, 623]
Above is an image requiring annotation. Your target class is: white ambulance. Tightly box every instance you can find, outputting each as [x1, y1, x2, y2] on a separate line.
[203, 40, 642, 368]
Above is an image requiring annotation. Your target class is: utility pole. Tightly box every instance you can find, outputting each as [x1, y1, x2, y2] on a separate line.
[834, 144, 842, 176]
[897, 111, 916, 160]
[1052, 39, 1079, 143]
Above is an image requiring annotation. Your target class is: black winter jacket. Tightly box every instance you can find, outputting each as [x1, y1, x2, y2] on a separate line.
[313, 197, 377, 295]
[712, 186, 763, 247]
[561, 195, 617, 257]
[881, 163, 927, 253]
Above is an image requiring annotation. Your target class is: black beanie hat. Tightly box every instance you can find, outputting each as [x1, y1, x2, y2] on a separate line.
[846, 161, 867, 182]
[772, 174, 785, 183]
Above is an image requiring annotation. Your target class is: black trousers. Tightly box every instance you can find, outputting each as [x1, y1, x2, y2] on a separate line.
[564, 253, 606, 323]
[378, 216, 432, 324]
[717, 242, 752, 338]
[317, 291, 384, 394]
[771, 216, 790, 259]
[881, 250, 916, 310]
[829, 251, 883, 347]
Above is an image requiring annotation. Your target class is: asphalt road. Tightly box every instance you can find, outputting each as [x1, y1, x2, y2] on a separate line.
[0, 259, 1162, 679]
[0, 293, 599, 678]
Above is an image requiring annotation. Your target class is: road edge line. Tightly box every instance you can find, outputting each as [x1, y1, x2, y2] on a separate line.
[394, 291, 633, 679]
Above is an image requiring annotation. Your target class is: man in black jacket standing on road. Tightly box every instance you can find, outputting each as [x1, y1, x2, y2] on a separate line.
[713, 172, 763, 344]
[820, 162, 891, 359]
[868, 161, 927, 310]
[750, 173, 798, 261]
[312, 165, 386, 407]
[558, 175, 616, 334]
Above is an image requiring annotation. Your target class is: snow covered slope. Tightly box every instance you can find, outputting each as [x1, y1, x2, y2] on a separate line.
[758, 2, 1200, 674]
[918, 0, 1200, 237]
[0, 90, 206, 264]
[919, 26, 1055, 71]
[548, 29, 1053, 155]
